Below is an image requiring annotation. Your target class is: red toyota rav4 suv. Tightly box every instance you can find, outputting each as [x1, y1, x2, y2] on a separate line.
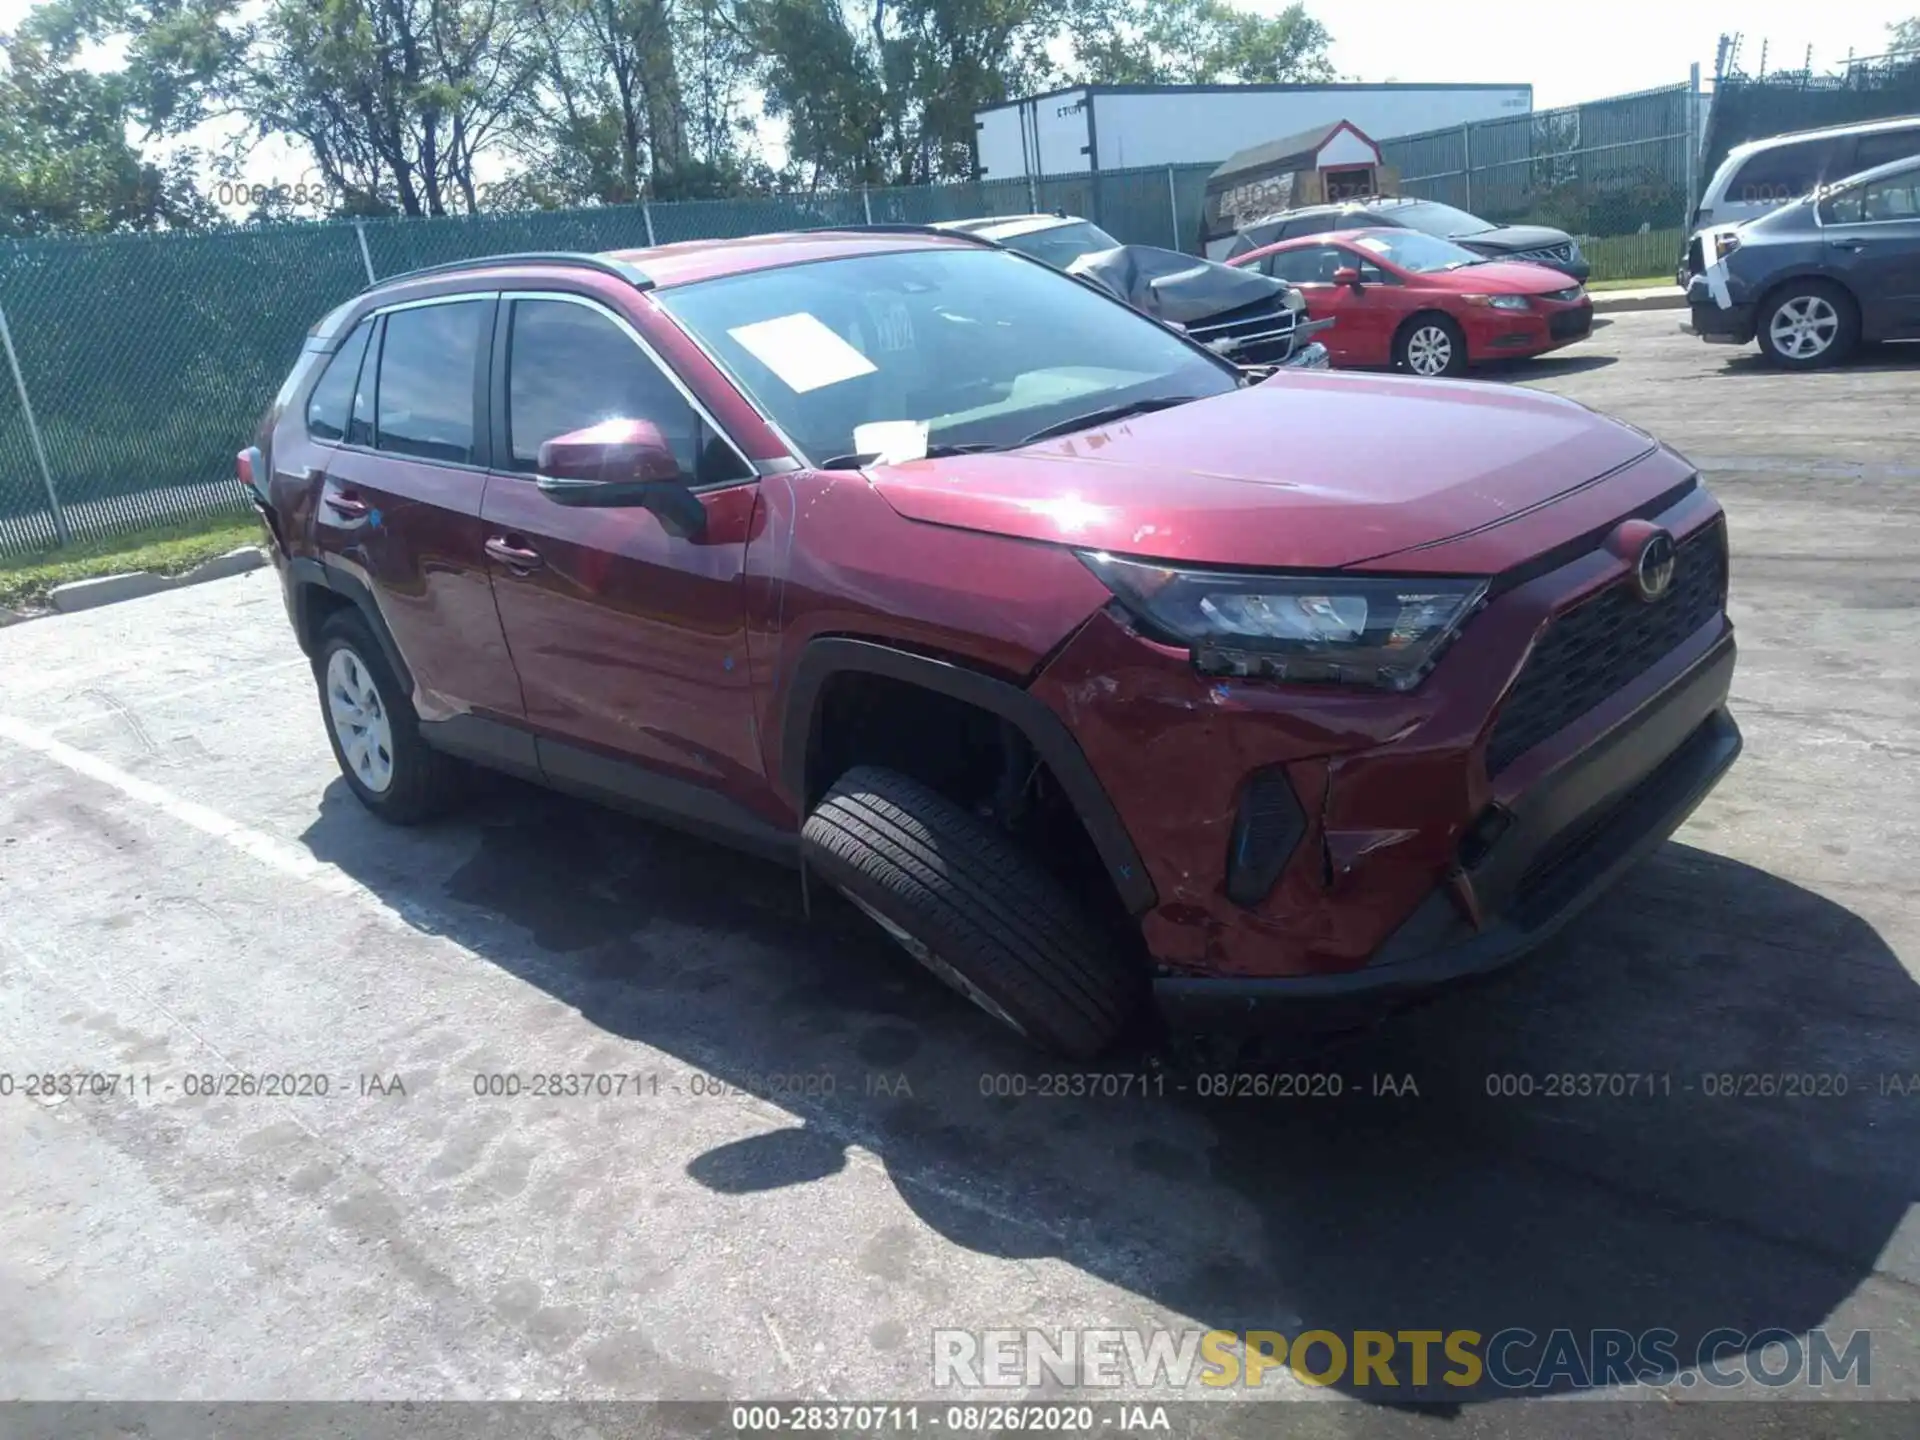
[243, 228, 1741, 1059]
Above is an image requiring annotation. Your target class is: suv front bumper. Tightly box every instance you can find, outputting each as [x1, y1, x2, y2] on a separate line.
[1155, 637, 1739, 1031]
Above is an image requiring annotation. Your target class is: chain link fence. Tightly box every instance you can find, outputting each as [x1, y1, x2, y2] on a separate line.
[1699, 49, 1920, 192]
[0, 89, 1708, 557]
[0, 163, 1226, 557]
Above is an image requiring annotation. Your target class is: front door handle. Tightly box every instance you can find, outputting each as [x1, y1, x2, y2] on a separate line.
[485, 536, 544, 572]
[1827, 238, 1870, 252]
[323, 489, 369, 519]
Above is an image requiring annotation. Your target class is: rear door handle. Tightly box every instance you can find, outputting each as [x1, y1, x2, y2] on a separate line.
[485, 536, 544, 572]
[323, 488, 369, 519]
[1827, 238, 1870, 252]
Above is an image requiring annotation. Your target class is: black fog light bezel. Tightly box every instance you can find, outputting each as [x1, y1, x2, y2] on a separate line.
[1224, 767, 1307, 909]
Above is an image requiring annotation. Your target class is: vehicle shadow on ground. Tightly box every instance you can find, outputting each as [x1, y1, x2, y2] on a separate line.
[1716, 343, 1920, 377]
[301, 778, 1919, 1407]
[1484, 353, 1619, 380]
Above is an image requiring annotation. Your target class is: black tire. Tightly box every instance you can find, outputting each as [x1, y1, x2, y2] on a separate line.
[1756, 279, 1858, 369]
[1394, 313, 1469, 377]
[802, 766, 1139, 1060]
[312, 609, 460, 824]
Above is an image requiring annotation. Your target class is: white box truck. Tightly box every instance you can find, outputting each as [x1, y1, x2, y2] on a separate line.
[975, 82, 1533, 180]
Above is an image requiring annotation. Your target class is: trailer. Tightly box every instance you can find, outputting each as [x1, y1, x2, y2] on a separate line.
[975, 82, 1532, 181]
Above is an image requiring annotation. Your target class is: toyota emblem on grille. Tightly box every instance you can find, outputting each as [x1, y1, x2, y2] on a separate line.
[1635, 530, 1677, 603]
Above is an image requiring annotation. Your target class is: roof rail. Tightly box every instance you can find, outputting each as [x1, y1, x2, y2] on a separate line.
[370, 250, 654, 292]
[803, 221, 1004, 248]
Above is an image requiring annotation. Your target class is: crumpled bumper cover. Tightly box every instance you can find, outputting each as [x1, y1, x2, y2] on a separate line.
[1155, 635, 1741, 1031]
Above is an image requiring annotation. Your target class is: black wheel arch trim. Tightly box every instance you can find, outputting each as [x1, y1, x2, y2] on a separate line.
[286, 555, 416, 699]
[781, 637, 1158, 916]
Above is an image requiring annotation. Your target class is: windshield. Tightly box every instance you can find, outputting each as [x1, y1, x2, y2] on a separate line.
[657, 248, 1236, 466]
[1349, 231, 1486, 273]
[1381, 200, 1496, 239]
[997, 220, 1123, 269]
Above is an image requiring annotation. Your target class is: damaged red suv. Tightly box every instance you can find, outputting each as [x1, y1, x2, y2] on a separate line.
[244, 228, 1740, 1059]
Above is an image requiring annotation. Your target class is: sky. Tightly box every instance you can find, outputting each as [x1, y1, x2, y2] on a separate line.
[2, 0, 1914, 209]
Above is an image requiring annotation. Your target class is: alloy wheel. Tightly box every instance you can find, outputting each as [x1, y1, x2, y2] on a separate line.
[1768, 295, 1839, 360]
[1406, 325, 1454, 376]
[325, 647, 395, 793]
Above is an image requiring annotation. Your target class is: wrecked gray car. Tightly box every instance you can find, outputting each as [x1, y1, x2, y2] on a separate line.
[1064, 243, 1332, 372]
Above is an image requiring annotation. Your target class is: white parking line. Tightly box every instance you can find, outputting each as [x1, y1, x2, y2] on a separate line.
[46, 658, 310, 736]
[0, 711, 362, 899]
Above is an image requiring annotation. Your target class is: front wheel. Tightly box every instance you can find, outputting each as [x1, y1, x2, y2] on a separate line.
[1395, 315, 1468, 377]
[802, 766, 1140, 1059]
[1757, 281, 1857, 369]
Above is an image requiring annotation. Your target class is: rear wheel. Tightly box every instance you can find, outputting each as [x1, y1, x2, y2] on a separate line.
[313, 610, 460, 824]
[1757, 280, 1857, 369]
[1395, 314, 1468, 377]
[802, 766, 1139, 1060]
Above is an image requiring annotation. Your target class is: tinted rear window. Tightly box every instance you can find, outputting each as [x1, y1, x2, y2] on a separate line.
[306, 317, 373, 442]
[374, 301, 487, 464]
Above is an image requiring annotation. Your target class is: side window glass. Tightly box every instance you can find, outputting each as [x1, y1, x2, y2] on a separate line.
[1731, 139, 1840, 205]
[506, 298, 748, 486]
[306, 317, 373, 442]
[1853, 130, 1920, 171]
[1269, 246, 1344, 284]
[374, 300, 486, 464]
[1862, 172, 1920, 221]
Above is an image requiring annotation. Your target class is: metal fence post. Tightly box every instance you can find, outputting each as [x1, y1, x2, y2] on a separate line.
[1684, 62, 1702, 225]
[1027, 171, 1038, 214]
[353, 220, 377, 285]
[862, 187, 874, 225]
[1461, 123, 1473, 211]
[1166, 167, 1181, 249]
[643, 201, 657, 247]
[0, 302, 69, 546]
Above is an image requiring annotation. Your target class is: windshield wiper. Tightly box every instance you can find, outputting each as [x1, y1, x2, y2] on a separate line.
[1017, 395, 1199, 447]
[819, 442, 999, 470]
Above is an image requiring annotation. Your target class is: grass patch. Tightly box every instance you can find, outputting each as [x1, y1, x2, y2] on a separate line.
[1588, 275, 1676, 292]
[0, 514, 264, 610]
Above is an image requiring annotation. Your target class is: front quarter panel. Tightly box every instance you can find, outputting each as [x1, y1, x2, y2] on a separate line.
[748, 472, 1114, 816]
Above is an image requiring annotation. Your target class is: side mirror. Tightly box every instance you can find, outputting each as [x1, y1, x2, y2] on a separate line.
[1332, 266, 1362, 288]
[535, 418, 705, 540]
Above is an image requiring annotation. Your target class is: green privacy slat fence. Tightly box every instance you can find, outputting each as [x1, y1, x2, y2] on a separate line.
[0, 119, 1703, 560]
[1379, 85, 1696, 240]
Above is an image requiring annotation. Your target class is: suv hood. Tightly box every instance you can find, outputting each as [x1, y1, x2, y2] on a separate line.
[866, 375, 1659, 572]
[1455, 223, 1574, 252]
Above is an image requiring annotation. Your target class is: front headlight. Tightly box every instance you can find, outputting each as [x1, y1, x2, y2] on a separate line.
[1486, 293, 1532, 311]
[1077, 552, 1489, 691]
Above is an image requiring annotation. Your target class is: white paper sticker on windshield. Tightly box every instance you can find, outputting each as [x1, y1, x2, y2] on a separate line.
[728, 312, 877, 394]
[852, 420, 929, 464]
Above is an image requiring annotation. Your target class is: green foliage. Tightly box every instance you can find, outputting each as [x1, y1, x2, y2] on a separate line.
[1071, 0, 1332, 86]
[1892, 16, 1919, 55]
[0, 3, 219, 235]
[2, 0, 1336, 220]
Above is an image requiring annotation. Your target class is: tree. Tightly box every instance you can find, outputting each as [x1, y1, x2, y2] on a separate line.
[1891, 16, 1919, 55]
[0, 3, 218, 235]
[1071, 0, 1332, 86]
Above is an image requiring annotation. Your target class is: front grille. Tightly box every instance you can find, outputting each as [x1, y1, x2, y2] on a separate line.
[1511, 243, 1574, 265]
[1548, 308, 1593, 340]
[1187, 297, 1299, 365]
[1485, 523, 1727, 776]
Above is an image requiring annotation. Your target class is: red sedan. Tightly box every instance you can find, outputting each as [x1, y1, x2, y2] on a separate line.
[1230, 227, 1595, 376]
